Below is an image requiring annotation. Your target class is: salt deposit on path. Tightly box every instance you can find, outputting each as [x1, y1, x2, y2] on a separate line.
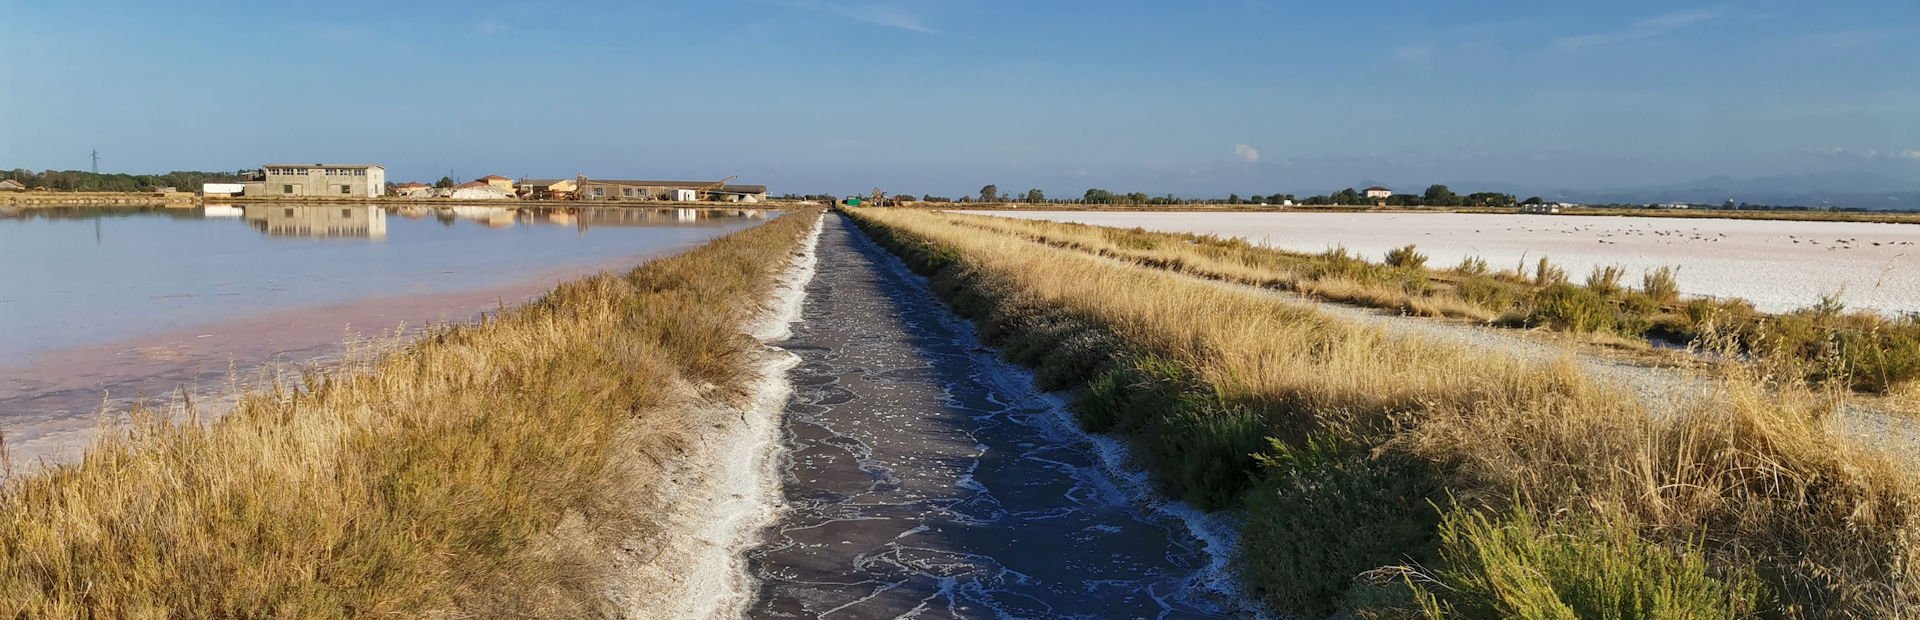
[967, 211, 1920, 315]
[603, 214, 823, 619]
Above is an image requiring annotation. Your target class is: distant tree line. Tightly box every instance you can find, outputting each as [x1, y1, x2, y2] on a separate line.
[2, 168, 252, 192]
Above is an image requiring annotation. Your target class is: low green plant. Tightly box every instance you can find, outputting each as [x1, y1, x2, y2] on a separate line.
[1239, 436, 1440, 617]
[1407, 509, 1765, 619]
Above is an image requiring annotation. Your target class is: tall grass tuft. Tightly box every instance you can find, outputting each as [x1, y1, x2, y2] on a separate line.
[1585, 264, 1627, 296]
[1641, 266, 1681, 303]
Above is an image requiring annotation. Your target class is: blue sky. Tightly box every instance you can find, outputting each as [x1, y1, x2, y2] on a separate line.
[2, 0, 1916, 198]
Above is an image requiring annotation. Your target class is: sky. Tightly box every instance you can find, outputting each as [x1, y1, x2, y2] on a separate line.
[2, 0, 1917, 198]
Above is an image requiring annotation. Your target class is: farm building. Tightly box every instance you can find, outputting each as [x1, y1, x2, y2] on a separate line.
[478, 175, 515, 194]
[0, 179, 26, 191]
[202, 182, 247, 197]
[576, 178, 769, 202]
[260, 163, 387, 198]
[517, 178, 578, 200]
[1364, 186, 1393, 199]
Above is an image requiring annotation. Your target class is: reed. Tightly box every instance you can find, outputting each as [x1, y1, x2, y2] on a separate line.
[846, 207, 1919, 618]
[0, 208, 821, 617]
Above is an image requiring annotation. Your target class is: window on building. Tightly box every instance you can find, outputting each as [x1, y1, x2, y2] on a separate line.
[592, 187, 605, 198]
[623, 188, 634, 197]
[284, 208, 295, 217]
[283, 184, 294, 194]
[341, 209, 352, 217]
[340, 185, 351, 194]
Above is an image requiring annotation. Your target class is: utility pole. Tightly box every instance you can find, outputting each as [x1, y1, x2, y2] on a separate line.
[90, 149, 100, 175]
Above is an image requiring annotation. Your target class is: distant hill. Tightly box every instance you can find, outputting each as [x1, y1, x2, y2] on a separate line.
[1454, 172, 1920, 211]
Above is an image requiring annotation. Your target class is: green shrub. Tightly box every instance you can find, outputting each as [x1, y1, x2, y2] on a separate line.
[1238, 437, 1441, 617]
[1453, 275, 1523, 314]
[1386, 245, 1429, 270]
[1641, 266, 1681, 304]
[1529, 284, 1615, 334]
[1408, 509, 1765, 620]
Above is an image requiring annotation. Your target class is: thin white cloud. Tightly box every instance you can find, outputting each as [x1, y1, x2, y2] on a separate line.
[1898, 150, 1920, 162]
[1555, 9, 1719, 51]
[768, 0, 938, 34]
[1392, 44, 1433, 64]
[1798, 28, 1900, 49]
[832, 4, 936, 34]
[1233, 144, 1260, 163]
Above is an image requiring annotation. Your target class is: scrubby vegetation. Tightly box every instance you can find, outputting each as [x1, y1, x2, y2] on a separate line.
[923, 212, 1920, 394]
[846, 207, 1920, 619]
[0, 209, 820, 617]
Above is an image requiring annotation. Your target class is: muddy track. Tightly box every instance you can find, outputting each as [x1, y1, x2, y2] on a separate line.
[743, 215, 1250, 618]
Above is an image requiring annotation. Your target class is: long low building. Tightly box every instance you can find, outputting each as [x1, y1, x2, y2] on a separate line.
[576, 178, 769, 202]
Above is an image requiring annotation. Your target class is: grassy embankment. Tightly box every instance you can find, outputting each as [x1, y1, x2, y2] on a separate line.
[845, 207, 1919, 618]
[926, 212, 1920, 396]
[0, 208, 820, 617]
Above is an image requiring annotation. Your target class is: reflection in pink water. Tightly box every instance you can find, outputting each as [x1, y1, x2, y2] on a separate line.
[0, 206, 772, 466]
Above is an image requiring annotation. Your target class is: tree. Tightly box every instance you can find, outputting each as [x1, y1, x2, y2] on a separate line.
[1227, 193, 1242, 204]
[1084, 188, 1114, 204]
[1332, 188, 1362, 205]
[1522, 196, 1544, 205]
[980, 184, 1000, 202]
[1024, 188, 1044, 203]
[1423, 184, 1458, 206]
[435, 176, 456, 189]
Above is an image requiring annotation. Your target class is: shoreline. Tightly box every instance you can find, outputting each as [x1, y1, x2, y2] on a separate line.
[0, 246, 691, 466]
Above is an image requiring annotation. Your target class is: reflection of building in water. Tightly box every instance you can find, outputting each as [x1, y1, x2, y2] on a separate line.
[202, 205, 244, 218]
[448, 205, 515, 228]
[245, 206, 388, 239]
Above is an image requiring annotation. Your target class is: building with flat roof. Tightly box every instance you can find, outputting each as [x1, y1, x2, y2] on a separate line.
[260, 163, 386, 198]
[1363, 186, 1393, 199]
[576, 178, 769, 202]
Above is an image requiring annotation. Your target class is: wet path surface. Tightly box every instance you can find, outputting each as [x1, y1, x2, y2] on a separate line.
[746, 216, 1236, 618]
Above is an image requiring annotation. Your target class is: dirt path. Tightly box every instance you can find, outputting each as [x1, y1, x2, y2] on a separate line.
[743, 216, 1249, 618]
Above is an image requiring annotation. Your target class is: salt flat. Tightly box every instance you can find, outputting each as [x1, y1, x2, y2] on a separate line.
[963, 211, 1920, 315]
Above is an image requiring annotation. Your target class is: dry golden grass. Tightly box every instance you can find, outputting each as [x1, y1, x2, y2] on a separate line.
[931, 210, 1920, 395]
[848, 207, 1920, 617]
[0, 208, 821, 617]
